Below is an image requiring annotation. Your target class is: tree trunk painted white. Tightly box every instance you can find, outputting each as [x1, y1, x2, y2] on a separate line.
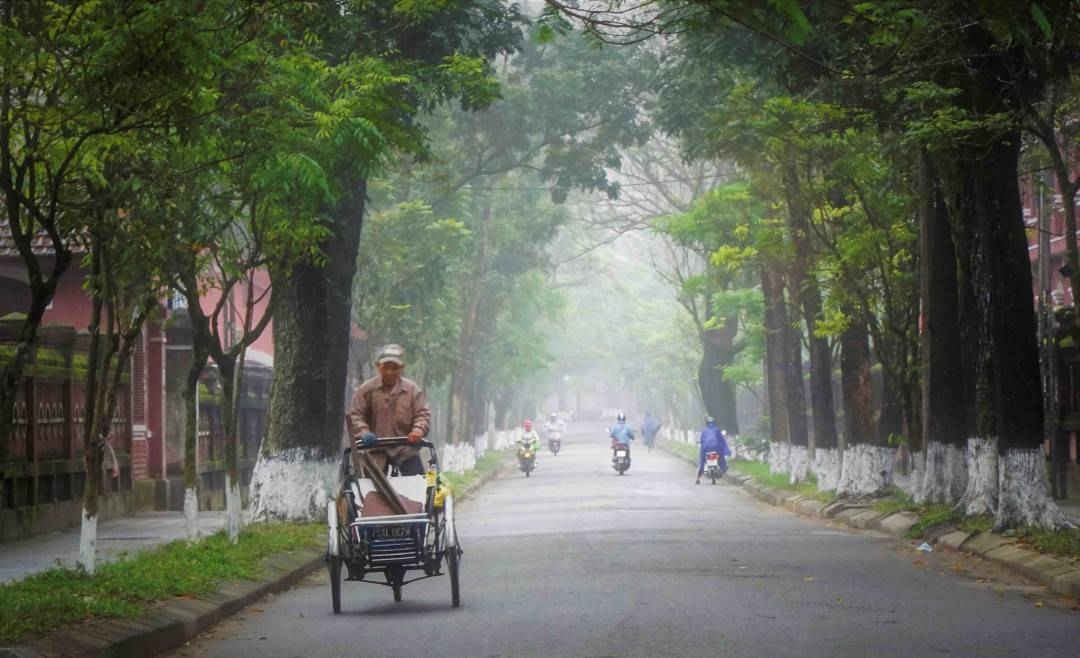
[184, 486, 199, 542]
[836, 444, 893, 496]
[248, 448, 338, 521]
[892, 453, 921, 498]
[78, 510, 98, 575]
[225, 473, 243, 544]
[788, 445, 809, 484]
[960, 437, 998, 516]
[916, 441, 967, 504]
[769, 442, 791, 475]
[995, 447, 1064, 529]
[811, 447, 841, 491]
[944, 443, 967, 502]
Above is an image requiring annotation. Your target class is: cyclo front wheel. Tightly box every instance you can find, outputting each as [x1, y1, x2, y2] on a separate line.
[448, 539, 461, 607]
[445, 495, 461, 608]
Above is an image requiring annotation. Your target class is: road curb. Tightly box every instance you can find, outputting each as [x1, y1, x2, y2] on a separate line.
[656, 441, 1080, 601]
[4, 456, 514, 658]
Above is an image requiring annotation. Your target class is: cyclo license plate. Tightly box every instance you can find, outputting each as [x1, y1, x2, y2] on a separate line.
[372, 525, 411, 540]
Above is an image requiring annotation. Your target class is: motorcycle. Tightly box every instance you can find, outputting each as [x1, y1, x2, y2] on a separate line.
[518, 441, 536, 477]
[704, 451, 725, 484]
[612, 442, 630, 475]
[547, 431, 562, 455]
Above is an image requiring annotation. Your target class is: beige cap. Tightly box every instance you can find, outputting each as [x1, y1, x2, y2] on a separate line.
[376, 344, 405, 365]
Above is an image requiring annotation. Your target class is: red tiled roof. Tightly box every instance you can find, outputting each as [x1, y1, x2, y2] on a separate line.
[0, 218, 86, 257]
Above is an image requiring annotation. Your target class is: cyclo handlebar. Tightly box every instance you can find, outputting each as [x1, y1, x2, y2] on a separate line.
[352, 436, 435, 450]
[340, 437, 439, 483]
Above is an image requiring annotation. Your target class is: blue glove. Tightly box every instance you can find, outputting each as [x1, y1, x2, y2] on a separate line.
[358, 432, 377, 448]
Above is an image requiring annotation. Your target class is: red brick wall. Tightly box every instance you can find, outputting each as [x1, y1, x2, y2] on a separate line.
[131, 437, 149, 481]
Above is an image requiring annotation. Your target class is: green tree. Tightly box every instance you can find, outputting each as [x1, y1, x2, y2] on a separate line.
[249, 0, 522, 520]
[0, 0, 241, 466]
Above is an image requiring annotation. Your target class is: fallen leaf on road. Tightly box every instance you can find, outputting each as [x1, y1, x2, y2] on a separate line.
[1034, 601, 1044, 608]
[803, 576, 816, 582]
[249, 607, 264, 613]
[912, 559, 926, 566]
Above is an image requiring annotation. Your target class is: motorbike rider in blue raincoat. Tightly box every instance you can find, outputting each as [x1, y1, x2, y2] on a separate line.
[641, 411, 661, 449]
[696, 416, 731, 484]
[610, 413, 635, 466]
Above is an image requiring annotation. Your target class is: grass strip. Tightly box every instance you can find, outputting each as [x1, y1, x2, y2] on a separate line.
[440, 447, 514, 497]
[658, 439, 697, 464]
[0, 522, 322, 645]
[1018, 526, 1080, 559]
[729, 459, 836, 504]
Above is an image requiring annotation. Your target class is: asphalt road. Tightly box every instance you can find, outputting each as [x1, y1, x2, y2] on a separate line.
[171, 424, 1078, 658]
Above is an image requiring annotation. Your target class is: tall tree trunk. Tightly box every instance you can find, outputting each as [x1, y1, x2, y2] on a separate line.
[699, 312, 739, 434]
[78, 270, 106, 574]
[841, 317, 875, 445]
[448, 201, 491, 445]
[783, 292, 808, 450]
[449, 291, 480, 446]
[831, 315, 877, 494]
[917, 150, 968, 504]
[183, 347, 209, 542]
[250, 181, 367, 521]
[770, 273, 808, 477]
[976, 135, 1057, 528]
[761, 267, 790, 445]
[783, 164, 838, 461]
[218, 353, 243, 543]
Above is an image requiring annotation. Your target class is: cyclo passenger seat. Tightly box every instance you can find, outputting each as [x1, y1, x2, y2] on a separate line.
[352, 476, 427, 517]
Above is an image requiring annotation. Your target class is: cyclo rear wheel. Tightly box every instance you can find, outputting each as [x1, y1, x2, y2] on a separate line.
[328, 556, 342, 613]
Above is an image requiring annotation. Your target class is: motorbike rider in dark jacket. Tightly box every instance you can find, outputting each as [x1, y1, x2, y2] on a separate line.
[696, 416, 731, 484]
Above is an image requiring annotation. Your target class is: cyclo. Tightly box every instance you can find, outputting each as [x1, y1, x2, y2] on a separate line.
[326, 436, 462, 612]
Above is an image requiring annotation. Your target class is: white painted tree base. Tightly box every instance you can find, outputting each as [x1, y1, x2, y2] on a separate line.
[225, 474, 243, 544]
[960, 437, 998, 516]
[248, 449, 338, 521]
[769, 442, 791, 475]
[916, 441, 967, 505]
[788, 446, 809, 484]
[996, 447, 1064, 529]
[837, 444, 893, 496]
[892, 455, 922, 498]
[811, 448, 841, 491]
[443, 443, 477, 473]
[78, 510, 98, 575]
[184, 487, 199, 542]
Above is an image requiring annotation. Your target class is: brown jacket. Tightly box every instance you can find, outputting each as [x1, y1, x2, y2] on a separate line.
[346, 376, 431, 466]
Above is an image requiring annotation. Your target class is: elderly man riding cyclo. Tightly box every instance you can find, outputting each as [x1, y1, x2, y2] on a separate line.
[343, 344, 433, 517]
[347, 344, 431, 476]
[332, 344, 462, 607]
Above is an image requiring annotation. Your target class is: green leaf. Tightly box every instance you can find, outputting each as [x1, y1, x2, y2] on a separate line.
[1030, 3, 1052, 40]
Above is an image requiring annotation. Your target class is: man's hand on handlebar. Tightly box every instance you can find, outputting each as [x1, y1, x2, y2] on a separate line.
[358, 432, 377, 448]
[407, 429, 423, 445]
